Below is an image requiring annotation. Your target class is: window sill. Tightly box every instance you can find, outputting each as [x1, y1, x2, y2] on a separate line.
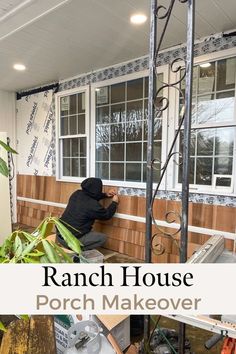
[55, 177, 236, 197]
[55, 176, 166, 190]
[56, 176, 86, 183]
[173, 185, 236, 198]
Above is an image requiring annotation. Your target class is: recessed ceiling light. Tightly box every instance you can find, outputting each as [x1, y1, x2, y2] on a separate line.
[200, 62, 211, 68]
[13, 63, 26, 71]
[130, 13, 147, 25]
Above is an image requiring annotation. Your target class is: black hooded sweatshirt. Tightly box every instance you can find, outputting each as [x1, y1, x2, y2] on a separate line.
[58, 178, 117, 238]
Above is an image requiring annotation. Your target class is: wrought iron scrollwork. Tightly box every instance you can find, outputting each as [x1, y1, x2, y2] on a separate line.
[145, 0, 195, 348]
[155, 1, 175, 19]
[148, 0, 188, 257]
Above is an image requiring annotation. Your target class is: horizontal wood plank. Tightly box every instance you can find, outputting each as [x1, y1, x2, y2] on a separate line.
[17, 175, 236, 263]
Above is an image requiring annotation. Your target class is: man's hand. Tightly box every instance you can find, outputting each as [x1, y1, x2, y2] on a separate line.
[106, 188, 116, 197]
[112, 195, 119, 204]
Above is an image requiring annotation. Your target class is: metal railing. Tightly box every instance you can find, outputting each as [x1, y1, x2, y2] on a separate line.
[145, 0, 195, 352]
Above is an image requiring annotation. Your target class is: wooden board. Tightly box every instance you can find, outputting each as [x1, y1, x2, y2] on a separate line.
[0, 318, 29, 354]
[96, 315, 128, 331]
[125, 344, 138, 354]
[0, 316, 56, 354]
[28, 316, 56, 354]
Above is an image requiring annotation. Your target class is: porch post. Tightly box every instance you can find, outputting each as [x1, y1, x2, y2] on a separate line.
[145, 0, 157, 340]
[179, 0, 195, 352]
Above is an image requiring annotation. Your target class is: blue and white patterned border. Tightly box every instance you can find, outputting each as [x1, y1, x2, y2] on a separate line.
[118, 187, 236, 207]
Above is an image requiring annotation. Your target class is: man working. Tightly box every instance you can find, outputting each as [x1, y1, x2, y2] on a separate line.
[56, 177, 119, 250]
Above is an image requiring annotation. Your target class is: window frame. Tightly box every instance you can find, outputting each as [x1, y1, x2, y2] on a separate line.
[168, 48, 236, 195]
[55, 86, 90, 182]
[90, 66, 169, 188]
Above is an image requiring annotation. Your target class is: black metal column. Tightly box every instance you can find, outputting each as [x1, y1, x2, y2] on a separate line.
[146, 0, 157, 268]
[179, 0, 195, 352]
[144, 0, 157, 341]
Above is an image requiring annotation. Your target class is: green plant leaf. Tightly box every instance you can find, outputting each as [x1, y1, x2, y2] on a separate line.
[14, 236, 23, 258]
[0, 157, 9, 177]
[21, 231, 35, 242]
[40, 255, 50, 263]
[27, 251, 45, 257]
[0, 140, 17, 154]
[21, 238, 39, 257]
[54, 219, 81, 254]
[42, 240, 60, 263]
[18, 315, 29, 321]
[38, 219, 48, 238]
[42, 221, 54, 238]
[35, 218, 54, 239]
[8, 230, 18, 241]
[51, 241, 73, 263]
[0, 321, 7, 332]
[0, 239, 12, 257]
[23, 256, 39, 263]
[56, 218, 82, 235]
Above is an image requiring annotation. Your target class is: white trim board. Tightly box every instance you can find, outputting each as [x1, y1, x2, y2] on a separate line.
[17, 196, 236, 241]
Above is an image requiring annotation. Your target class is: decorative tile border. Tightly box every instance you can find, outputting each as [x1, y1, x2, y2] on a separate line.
[118, 187, 236, 207]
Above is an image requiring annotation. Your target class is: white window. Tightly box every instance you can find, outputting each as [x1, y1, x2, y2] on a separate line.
[55, 87, 90, 181]
[91, 69, 168, 187]
[172, 51, 236, 194]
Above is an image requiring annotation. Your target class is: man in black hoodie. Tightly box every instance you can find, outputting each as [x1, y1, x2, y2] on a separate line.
[56, 177, 118, 250]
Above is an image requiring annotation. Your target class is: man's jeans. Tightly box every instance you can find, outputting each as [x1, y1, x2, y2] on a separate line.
[56, 231, 107, 251]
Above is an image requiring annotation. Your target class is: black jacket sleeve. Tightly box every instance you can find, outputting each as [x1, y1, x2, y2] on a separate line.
[89, 201, 117, 220]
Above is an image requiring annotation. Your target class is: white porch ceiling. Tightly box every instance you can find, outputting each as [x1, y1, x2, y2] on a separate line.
[0, 0, 235, 92]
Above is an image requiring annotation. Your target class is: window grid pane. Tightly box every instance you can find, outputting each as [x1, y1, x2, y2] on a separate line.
[60, 137, 87, 178]
[178, 57, 236, 188]
[95, 74, 163, 182]
[59, 91, 87, 178]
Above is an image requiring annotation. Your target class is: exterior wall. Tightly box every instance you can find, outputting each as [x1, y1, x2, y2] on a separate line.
[16, 33, 236, 261]
[17, 175, 235, 262]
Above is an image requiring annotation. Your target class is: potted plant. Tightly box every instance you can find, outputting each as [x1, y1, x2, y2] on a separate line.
[0, 216, 82, 264]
